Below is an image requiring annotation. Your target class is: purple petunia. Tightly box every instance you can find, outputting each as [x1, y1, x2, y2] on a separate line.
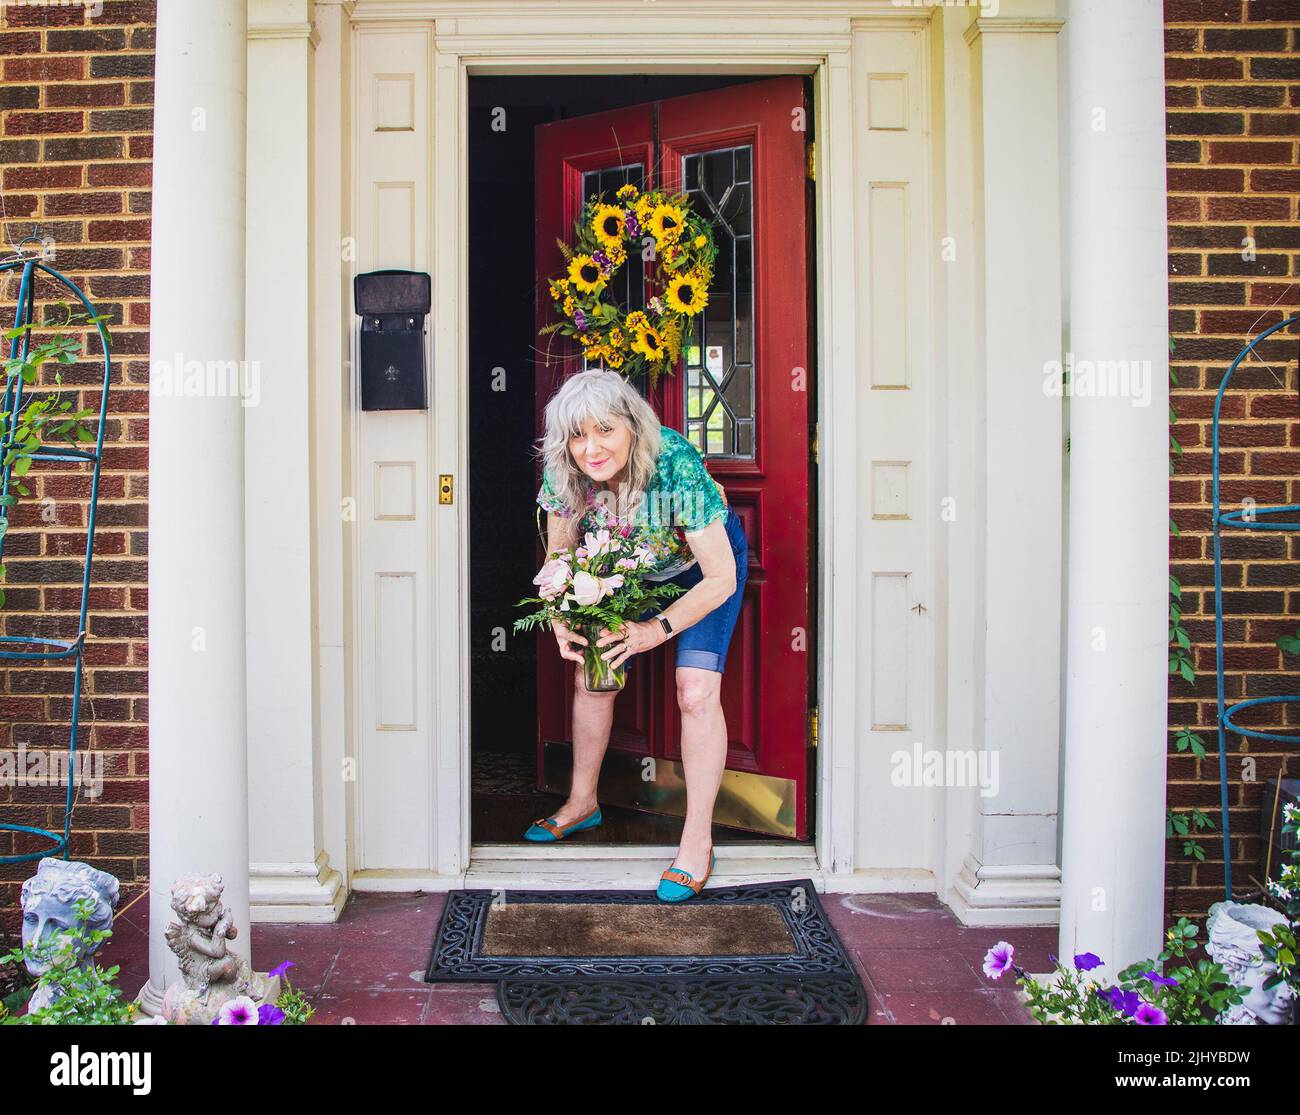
[258, 1002, 287, 1025]
[1073, 952, 1103, 972]
[1140, 970, 1179, 988]
[268, 960, 296, 981]
[982, 941, 1015, 980]
[1134, 1002, 1167, 1025]
[214, 995, 260, 1025]
[1099, 987, 1142, 1017]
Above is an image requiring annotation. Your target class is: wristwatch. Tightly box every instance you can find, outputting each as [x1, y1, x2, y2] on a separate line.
[657, 614, 674, 638]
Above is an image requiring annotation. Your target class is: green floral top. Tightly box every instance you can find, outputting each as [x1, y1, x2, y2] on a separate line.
[536, 425, 729, 581]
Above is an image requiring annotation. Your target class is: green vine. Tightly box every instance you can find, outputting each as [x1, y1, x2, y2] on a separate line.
[1167, 335, 1214, 860]
[0, 305, 107, 608]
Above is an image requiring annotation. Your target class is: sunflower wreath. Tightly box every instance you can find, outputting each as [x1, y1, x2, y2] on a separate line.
[540, 183, 717, 387]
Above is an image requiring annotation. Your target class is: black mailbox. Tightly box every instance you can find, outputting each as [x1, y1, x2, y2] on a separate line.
[354, 269, 431, 410]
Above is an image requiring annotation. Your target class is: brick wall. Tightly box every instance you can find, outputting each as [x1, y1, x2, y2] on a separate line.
[1165, 0, 1300, 918]
[0, 0, 155, 946]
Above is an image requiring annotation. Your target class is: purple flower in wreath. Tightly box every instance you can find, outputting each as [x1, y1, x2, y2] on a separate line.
[592, 249, 613, 276]
[1073, 952, 1103, 973]
[625, 211, 641, 238]
[1134, 1002, 1167, 1026]
[574, 308, 586, 332]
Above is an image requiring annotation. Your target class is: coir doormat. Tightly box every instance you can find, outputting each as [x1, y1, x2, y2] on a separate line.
[424, 880, 867, 1025]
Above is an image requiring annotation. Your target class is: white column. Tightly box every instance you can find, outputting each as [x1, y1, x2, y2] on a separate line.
[245, 1, 345, 921]
[141, 0, 250, 1013]
[1058, 0, 1168, 971]
[949, 7, 1066, 927]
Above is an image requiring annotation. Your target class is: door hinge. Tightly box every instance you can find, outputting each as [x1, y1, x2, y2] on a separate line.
[810, 421, 819, 465]
[806, 140, 816, 182]
[808, 706, 819, 749]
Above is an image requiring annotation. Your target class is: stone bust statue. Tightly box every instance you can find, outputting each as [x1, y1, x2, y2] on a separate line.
[20, 857, 121, 1014]
[1206, 900, 1297, 1025]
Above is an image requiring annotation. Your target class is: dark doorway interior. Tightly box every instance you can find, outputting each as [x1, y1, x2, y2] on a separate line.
[468, 74, 774, 844]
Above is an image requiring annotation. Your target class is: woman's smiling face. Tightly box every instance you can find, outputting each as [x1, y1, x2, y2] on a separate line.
[569, 413, 632, 487]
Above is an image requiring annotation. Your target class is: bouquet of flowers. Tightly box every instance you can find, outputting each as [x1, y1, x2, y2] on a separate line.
[514, 525, 683, 691]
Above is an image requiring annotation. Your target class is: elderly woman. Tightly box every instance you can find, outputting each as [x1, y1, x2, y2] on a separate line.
[525, 368, 749, 902]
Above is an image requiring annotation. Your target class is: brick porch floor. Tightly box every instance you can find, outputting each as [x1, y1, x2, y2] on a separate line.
[98, 889, 1056, 1024]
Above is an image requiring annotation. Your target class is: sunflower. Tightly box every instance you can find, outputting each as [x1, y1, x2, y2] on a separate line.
[591, 204, 625, 249]
[609, 328, 624, 348]
[616, 183, 639, 201]
[648, 203, 686, 247]
[606, 349, 626, 370]
[631, 325, 667, 362]
[625, 310, 650, 333]
[665, 269, 709, 315]
[633, 194, 656, 227]
[606, 241, 627, 266]
[567, 254, 605, 294]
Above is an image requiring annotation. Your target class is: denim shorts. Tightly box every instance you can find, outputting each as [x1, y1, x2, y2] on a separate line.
[630, 506, 749, 674]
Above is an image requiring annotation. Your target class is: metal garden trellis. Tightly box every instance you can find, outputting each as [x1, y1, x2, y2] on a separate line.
[0, 238, 112, 866]
[1211, 312, 1300, 899]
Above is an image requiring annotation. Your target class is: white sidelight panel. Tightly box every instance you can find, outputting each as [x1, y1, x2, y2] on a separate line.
[852, 24, 936, 876]
[352, 27, 436, 874]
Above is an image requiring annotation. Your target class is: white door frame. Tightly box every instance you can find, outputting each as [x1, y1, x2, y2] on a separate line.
[342, 0, 938, 892]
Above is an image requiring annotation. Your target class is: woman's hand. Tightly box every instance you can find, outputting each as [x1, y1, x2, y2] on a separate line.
[551, 617, 588, 664]
[595, 620, 666, 670]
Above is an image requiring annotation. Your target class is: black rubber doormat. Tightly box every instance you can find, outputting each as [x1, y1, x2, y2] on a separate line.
[424, 879, 867, 1025]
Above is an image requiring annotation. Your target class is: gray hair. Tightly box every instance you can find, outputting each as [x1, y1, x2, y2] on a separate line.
[536, 369, 661, 519]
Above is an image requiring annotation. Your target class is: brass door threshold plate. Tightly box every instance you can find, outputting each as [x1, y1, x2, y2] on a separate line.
[541, 740, 798, 838]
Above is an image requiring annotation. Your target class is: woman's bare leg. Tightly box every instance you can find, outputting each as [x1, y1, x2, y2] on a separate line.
[673, 666, 726, 877]
[548, 668, 617, 826]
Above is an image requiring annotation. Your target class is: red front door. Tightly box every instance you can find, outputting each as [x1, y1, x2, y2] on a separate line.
[533, 77, 812, 838]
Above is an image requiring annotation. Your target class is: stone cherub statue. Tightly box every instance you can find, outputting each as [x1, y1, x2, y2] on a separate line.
[160, 873, 279, 1024]
[20, 857, 120, 1014]
[1206, 900, 1297, 1025]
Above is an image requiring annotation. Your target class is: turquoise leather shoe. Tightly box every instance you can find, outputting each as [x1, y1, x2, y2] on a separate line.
[523, 806, 602, 842]
[656, 849, 716, 902]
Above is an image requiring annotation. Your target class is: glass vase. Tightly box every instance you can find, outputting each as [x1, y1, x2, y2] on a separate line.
[581, 626, 626, 692]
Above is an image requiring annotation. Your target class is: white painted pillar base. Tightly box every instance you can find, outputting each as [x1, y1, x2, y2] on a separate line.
[140, 0, 251, 1014]
[1058, 0, 1169, 972]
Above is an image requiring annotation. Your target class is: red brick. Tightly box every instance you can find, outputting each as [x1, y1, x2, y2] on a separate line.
[1207, 195, 1293, 218]
[1207, 139, 1297, 162]
[1167, 56, 1246, 80]
[44, 190, 123, 215]
[1167, 166, 1247, 191]
[87, 161, 152, 186]
[1250, 168, 1300, 191]
[46, 83, 127, 108]
[1249, 112, 1300, 136]
[5, 110, 85, 136]
[3, 163, 80, 189]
